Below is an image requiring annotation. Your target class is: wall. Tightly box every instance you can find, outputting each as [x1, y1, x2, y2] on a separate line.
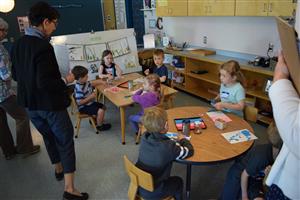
[163, 16, 281, 57]
[0, 0, 104, 41]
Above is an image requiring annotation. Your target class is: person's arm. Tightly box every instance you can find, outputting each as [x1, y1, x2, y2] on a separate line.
[77, 92, 96, 105]
[215, 100, 245, 111]
[35, 45, 67, 92]
[131, 89, 144, 103]
[115, 64, 122, 78]
[172, 138, 194, 160]
[98, 65, 110, 79]
[159, 66, 168, 83]
[241, 169, 250, 200]
[0, 55, 11, 81]
[160, 76, 167, 83]
[269, 52, 300, 158]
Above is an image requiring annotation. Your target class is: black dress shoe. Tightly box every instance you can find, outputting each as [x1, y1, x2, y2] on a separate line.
[63, 191, 89, 200]
[55, 170, 64, 181]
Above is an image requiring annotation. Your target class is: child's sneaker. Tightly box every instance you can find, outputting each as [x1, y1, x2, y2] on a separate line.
[97, 123, 111, 131]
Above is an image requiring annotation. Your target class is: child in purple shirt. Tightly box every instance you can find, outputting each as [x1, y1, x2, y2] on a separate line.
[129, 74, 161, 134]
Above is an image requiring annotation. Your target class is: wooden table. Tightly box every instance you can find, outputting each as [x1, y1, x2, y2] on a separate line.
[166, 106, 254, 199]
[96, 73, 178, 144]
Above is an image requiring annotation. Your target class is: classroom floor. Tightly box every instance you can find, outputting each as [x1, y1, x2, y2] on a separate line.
[0, 91, 269, 200]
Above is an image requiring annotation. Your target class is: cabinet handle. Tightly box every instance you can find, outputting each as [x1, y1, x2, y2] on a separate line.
[263, 3, 267, 12]
[269, 3, 273, 12]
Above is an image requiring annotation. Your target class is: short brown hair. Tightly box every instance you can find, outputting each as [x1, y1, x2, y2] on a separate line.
[267, 121, 283, 149]
[71, 65, 88, 80]
[142, 107, 167, 133]
[153, 49, 164, 57]
[145, 74, 161, 92]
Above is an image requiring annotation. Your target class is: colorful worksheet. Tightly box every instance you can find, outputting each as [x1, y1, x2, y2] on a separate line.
[221, 129, 257, 144]
[206, 111, 232, 122]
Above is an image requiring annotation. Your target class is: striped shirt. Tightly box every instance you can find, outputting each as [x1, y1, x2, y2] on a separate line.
[74, 81, 94, 109]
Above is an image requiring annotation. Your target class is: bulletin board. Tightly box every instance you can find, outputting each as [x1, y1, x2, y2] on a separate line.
[51, 29, 141, 80]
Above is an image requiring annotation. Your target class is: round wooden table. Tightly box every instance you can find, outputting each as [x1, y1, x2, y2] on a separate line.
[167, 106, 254, 199]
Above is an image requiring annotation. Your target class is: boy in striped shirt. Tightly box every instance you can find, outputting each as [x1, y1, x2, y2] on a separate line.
[72, 66, 111, 131]
[136, 107, 194, 200]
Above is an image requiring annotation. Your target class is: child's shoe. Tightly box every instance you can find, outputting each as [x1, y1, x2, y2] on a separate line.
[96, 123, 111, 131]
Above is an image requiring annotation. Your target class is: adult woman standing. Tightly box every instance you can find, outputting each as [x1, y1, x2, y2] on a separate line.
[0, 18, 40, 160]
[265, 52, 300, 199]
[11, 2, 88, 200]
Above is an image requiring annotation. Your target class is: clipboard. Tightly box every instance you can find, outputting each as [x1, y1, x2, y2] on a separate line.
[276, 17, 300, 95]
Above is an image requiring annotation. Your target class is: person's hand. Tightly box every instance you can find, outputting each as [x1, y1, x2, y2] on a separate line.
[273, 51, 290, 82]
[107, 73, 114, 80]
[89, 92, 96, 99]
[214, 102, 224, 110]
[65, 72, 75, 84]
[144, 69, 150, 76]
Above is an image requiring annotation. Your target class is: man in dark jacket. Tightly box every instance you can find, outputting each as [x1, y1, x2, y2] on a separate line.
[11, 2, 88, 200]
[136, 107, 194, 200]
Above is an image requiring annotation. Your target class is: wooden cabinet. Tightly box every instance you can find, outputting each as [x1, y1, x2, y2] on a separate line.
[164, 49, 274, 124]
[236, 0, 296, 16]
[156, 0, 188, 16]
[188, 0, 235, 16]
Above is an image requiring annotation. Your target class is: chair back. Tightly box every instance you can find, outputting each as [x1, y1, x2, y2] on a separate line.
[157, 87, 166, 109]
[123, 155, 154, 200]
[244, 105, 258, 122]
[70, 93, 80, 111]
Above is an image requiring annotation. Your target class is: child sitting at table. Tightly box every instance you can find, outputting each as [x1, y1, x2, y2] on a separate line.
[144, 49, 168, 84]
[72, 65, 111, 131]
[98, 50, 122, 79]
[220, 121, 283, 200]
[129, 74, 161, 135]
[136, 107, 194, 200]
[213, 60, 246, 117]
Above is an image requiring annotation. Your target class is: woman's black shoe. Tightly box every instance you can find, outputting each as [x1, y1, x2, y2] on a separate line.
[55, 170, 64, 181]
[63, 191, 89, 200]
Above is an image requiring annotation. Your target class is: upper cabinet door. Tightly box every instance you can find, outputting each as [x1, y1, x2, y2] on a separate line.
[208, 0, 235, 16]
[188, 0, 208, 16]
[235, 0, 268, 16]
[156, 0, 188, 16]
[268, 0, 296, 16]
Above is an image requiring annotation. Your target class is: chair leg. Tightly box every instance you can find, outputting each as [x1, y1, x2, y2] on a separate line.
[135, 124, 143, 144]
[89, 117, 99, 134]
[75, 118, 81, 138]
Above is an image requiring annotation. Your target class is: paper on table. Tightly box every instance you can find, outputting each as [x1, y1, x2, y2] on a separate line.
[206, 111, 232, 122]
[221, 129, 257, 144]
[165, 132, 191, 141]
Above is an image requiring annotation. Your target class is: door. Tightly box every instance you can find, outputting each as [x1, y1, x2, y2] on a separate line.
[235, 0, 268, 16]
[102, 0, 116, 30]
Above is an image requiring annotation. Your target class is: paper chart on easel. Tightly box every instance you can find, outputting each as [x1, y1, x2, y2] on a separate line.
[107, 38, 130, 58]
[85, 43, 107, 62]
[67, 44, 84, 61]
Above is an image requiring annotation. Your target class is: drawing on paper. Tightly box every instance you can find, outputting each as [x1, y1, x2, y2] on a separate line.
[124, 55, 137, 69]
[67, 45, 84, 61]
[85, 43, 107, 62]
[89, 62, 99, 73]
[107, 38, 130, 58]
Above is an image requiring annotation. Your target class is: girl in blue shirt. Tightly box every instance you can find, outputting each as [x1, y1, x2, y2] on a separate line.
[213, 60, 246, 117]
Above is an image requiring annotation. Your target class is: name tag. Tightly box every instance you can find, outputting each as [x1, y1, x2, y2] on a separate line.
[221, 91, 230, 99]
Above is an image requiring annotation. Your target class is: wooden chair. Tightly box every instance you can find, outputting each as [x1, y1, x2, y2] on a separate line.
[123, 155, 174, 200]
[70, 94, 99, 138]
[244, 105, 258, 123]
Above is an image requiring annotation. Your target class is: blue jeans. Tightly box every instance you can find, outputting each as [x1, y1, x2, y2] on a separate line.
[27, 109, 76, 173]
[129, 114, 142, 133]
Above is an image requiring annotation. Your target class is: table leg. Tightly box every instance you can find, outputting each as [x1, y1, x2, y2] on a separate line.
[186, 163, 192, 199]
[120, 106, 126, 145]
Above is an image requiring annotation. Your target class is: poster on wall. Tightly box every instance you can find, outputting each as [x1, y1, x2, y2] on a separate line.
[85, 43, 107, 62]
[17, 16, 30, 34]
[67, 44, 85, 61]
[107, 38, 130, 58]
